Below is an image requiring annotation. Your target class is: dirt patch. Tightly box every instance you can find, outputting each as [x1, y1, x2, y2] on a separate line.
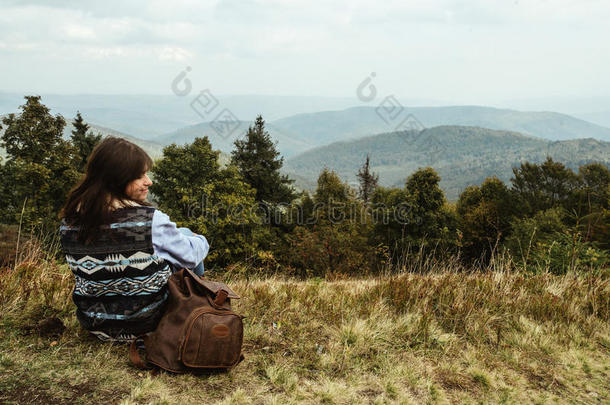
[0, 386, 57, 405]
[21, 316, 66, 339]
[0, 378, 128, 404]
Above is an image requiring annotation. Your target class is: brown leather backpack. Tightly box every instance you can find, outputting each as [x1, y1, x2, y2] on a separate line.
[130, 269, 244, 373]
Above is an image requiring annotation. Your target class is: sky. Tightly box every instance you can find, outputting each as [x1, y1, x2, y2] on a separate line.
[1, 0, 609, 109]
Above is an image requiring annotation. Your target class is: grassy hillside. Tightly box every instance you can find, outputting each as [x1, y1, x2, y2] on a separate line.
[284, 126, 610, 200]
[0, 250, 608, 404]
[272, 105, 610, 145]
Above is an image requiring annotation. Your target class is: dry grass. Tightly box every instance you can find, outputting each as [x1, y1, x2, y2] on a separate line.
[0, 238, 608, 404]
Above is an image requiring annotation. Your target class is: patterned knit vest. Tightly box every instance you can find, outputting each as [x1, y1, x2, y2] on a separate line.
[59, 206, 171, 342]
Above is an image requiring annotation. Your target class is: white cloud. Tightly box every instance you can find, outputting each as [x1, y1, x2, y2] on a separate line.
[82, 46, 130, 59]
[158, 46, 193, 61]
[0, 0, 608, 101]
[61, 24, 97, 41]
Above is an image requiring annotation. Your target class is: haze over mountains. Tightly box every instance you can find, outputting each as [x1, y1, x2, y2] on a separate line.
[156, 121, 313, 158]
[272, 106, 610, 145]
[3, 93, 610, 147]
[156, 105, 610, 160]
[0, 92, 357, 139]
[1, 94, 609, 200]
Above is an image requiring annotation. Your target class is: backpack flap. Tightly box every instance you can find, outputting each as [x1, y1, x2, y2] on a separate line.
[186, 269, 241, 300]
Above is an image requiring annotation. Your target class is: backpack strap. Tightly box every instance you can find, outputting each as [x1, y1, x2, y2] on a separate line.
[214, 289, 229, 306]
[129, 336, 153, 370]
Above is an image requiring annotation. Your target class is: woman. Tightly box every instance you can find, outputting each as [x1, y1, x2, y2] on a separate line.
[59, 136, 209, 342]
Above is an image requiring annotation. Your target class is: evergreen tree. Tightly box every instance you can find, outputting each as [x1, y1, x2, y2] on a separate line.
[1, 96, 68, 164]
[71, 112, 102, 172]
[357, 154, 379, 205]
[0, 96, 80, 229]
[403, 167, 455, 254]
[511, 157, 578, 217]
[230, 115, 295, 204]
[405, 168, 446, 239]
[456, 176, 514, 261]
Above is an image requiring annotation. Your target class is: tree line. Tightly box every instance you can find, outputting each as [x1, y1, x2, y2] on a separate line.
[1, 96, 608, 275]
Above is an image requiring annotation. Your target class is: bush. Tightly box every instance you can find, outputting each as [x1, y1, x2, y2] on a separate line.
[505, 208, 608, 273]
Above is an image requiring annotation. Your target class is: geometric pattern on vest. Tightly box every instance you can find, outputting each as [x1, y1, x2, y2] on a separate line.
[66, 251, 162, 274]
[73, 267, 172, 296]
[59, 206, 172, 342]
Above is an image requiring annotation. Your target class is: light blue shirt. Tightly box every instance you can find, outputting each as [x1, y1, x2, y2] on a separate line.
[151, 210, 209, 271]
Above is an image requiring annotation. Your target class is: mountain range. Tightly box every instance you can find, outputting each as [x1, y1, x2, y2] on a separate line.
[157, 105, 610, 159]
[283, 126, 610, 200]
[2, 97, 610, 201]
[3, 93, 610, 155]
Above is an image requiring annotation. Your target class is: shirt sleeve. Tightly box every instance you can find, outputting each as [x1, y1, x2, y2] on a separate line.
[151, 209, 210, 270]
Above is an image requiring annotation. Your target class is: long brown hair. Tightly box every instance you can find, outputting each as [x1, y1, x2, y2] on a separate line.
[60, 136, 153, 244]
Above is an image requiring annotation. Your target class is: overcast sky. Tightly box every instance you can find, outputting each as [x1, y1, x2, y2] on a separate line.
[1, 0, 609, 108]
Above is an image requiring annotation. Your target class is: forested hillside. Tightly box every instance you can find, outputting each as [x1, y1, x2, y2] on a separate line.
[284, 126, 610, 200]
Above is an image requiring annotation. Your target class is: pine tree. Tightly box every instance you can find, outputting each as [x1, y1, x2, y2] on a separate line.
[230, 115, 295, 204]
[404, 167, 450, 243]
[511, 157, 578, 216]
[1, 96, 67, 164]
[0, 96, 80, 229]
[456, 176, 514, 261]
[71, 112, 102, 172]
[357, 154, 379, 205]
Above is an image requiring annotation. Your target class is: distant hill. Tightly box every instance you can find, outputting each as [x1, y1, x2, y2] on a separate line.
[5, 92, 610, 155]
[283, 126, 610, 200]
[0, 92, 358, 140]
[155, 120, 314, 158]
[61, 124, 166, 159]
[1, 105, 166, 160]
[0, 93, 193, 139]
[272, 106, 610, 145]
[160, 105, 610, 159]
